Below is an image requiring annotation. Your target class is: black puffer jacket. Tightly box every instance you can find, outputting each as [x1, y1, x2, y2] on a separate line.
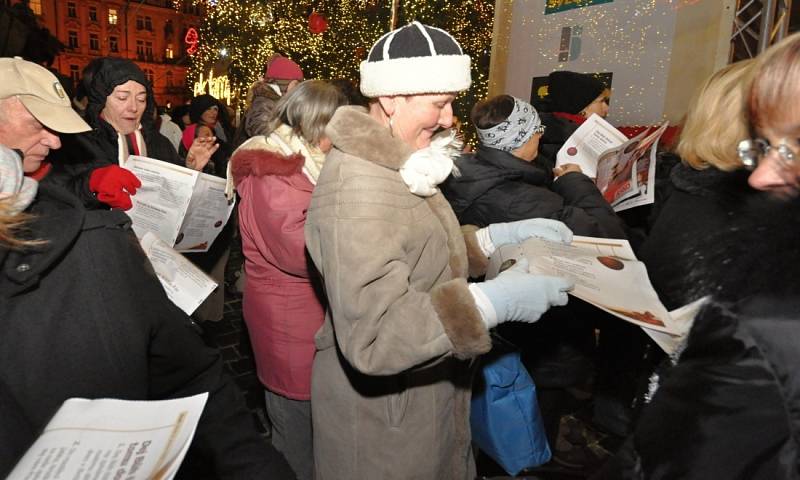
[537, 112, 580, 169]
[596, 194, 800, 480]
[637, 162, 755, 309]
[441, 145, 626, 238]
[0, 183, 295, 480]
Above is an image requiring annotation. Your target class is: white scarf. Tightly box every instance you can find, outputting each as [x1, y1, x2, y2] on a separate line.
[0, 146, 38, 215]
[269, 124, 326, 184]
[399, 129, 462, 197]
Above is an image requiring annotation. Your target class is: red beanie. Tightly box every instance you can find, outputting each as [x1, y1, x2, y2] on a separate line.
[265, 56, 304, 81]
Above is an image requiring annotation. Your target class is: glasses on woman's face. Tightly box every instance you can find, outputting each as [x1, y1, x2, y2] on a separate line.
[737, 137, 797, 171]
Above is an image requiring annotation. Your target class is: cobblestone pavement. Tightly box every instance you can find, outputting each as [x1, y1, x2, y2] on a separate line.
[199, 238, 271, 438]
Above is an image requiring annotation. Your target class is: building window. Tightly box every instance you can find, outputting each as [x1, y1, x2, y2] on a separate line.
[144, 69, 154, 85]
[182, 3, 200, 15]
[109, 36, 118, 53]
[165, 44, 174, 59]
[69, 65, 80, 85]
[89, 33, 99, 51]
[88, 6, 97, 22]
[68, 31, 78, 49]
[29, 0, 41, 15]
[136, 40, 145, 60]
[136, 16, 153, 31]
[145, 41, 153, 60]
[108, 8, 118, 25]
[67, 2, 76, 18]
[165, 71, 173, 87]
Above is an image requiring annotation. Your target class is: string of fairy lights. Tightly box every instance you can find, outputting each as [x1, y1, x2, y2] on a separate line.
[172, 0, 493, 142]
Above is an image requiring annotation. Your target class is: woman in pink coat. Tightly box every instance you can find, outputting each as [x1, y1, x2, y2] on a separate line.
[229, 80, 347, 480]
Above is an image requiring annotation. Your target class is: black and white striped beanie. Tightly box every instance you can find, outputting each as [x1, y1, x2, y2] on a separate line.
[360, 21, 471, 98]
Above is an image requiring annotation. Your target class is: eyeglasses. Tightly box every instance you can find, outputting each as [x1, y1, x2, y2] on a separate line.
[737, 138, 796, 171]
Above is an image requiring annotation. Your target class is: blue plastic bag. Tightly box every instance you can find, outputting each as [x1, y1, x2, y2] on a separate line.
[470, 338, 551, 475]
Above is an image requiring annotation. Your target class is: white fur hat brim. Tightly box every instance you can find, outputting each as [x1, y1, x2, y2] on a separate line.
[360, 54, 471, 98]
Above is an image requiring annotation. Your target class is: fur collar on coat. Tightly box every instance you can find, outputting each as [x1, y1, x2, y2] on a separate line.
[686, 193, 800, 302]
[325, 106, 414, 171]
[230, 146, 304, 187]
[324, 106, 480, 280]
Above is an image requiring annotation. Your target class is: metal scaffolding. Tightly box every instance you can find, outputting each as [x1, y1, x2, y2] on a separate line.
[731, 0, 793, 61]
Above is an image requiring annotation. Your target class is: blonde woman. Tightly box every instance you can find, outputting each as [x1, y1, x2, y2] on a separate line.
[600, 35, 800, 480]
[637, 60, 756, 310]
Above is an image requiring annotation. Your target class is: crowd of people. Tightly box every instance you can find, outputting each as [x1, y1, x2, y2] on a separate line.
[2, 18, 800, 480]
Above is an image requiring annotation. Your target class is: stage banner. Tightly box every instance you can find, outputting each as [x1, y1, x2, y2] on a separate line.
[545, 0, 613, 15]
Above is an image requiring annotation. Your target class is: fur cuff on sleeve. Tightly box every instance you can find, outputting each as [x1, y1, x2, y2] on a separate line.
[461, 225, 490, 279]
[431, 278, 492, 359]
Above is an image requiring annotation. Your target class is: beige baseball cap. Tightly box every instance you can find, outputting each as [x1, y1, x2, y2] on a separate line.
[0, 57, 90, 133]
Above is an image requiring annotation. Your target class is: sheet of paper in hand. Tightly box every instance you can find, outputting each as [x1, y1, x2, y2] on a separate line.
[140, 232, 218, 315]
[7, 393, 208, 480]
[125, 155, 235, 253]
[487, 235, 677, 335]
[556, 113, 628, 179]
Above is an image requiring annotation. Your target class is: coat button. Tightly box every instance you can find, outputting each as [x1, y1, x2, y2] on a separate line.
[16, 263, 30, 272]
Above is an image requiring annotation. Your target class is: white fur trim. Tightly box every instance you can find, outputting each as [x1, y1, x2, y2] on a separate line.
[360, 54, 471, 97]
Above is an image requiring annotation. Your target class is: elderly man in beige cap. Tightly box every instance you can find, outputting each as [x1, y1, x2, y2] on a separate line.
[0, 57, 91, 173]
[0, 58, 297, 480]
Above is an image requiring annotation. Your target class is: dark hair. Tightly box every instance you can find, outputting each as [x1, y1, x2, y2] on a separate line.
[170, 105, 190, 129]
[329, 78, 369, 108]
[470, 94, 515, 129]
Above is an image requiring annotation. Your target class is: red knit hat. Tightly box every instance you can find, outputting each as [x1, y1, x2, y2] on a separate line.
[265, 56, 304, 81]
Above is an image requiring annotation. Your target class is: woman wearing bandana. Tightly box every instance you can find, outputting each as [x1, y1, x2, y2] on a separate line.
[443, 95, 632, 465]
[442, 94, 626, 239]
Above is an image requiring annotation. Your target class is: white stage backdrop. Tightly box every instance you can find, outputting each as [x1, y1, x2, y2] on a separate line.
[499, 0, 734, 126]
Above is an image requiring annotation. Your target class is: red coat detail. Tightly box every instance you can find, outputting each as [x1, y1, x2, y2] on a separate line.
[231, 146, 324, 400]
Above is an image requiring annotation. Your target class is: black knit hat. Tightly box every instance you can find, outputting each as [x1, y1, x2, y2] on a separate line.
[547, 71, 606, 115]
[189, 94, 220, 124]
[86, 57, 154, 130]
[360, 21, 471, 97]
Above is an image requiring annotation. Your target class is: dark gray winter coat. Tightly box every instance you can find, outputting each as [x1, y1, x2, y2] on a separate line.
[441, 145, 626, 238]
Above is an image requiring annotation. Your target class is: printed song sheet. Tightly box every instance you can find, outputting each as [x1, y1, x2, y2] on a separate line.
[125, 155, 233, 252]
[140, 232, 218, 315]
[126, 155, 197, 246]
[555, 114, 628, 178]
[174, 173, 236, 253]
[487, 236, 677, 335]
[7, 394, 208, 480]
[557, 117, 669, 212]
[596, 123, 668, 211]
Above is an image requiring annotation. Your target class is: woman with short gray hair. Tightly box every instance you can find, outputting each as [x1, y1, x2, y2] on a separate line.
[228, 79, 347, 480]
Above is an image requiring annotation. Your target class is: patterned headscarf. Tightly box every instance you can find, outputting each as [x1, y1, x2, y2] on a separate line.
[476, 97, 544, 152]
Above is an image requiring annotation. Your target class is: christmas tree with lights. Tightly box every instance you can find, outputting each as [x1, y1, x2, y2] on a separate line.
[180, 0, 493, 140]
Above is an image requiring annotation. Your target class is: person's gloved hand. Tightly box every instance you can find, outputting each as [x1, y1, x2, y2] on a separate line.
[471, 258, 573, 329]
[89, 165, 142, 210]
[488, 218, 573, 248]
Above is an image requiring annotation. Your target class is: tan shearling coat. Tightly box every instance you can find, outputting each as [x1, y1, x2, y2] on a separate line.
[304, 107, 492, 479]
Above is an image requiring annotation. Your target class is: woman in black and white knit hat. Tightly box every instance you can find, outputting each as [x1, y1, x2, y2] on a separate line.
[304, 22, 574, 479]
